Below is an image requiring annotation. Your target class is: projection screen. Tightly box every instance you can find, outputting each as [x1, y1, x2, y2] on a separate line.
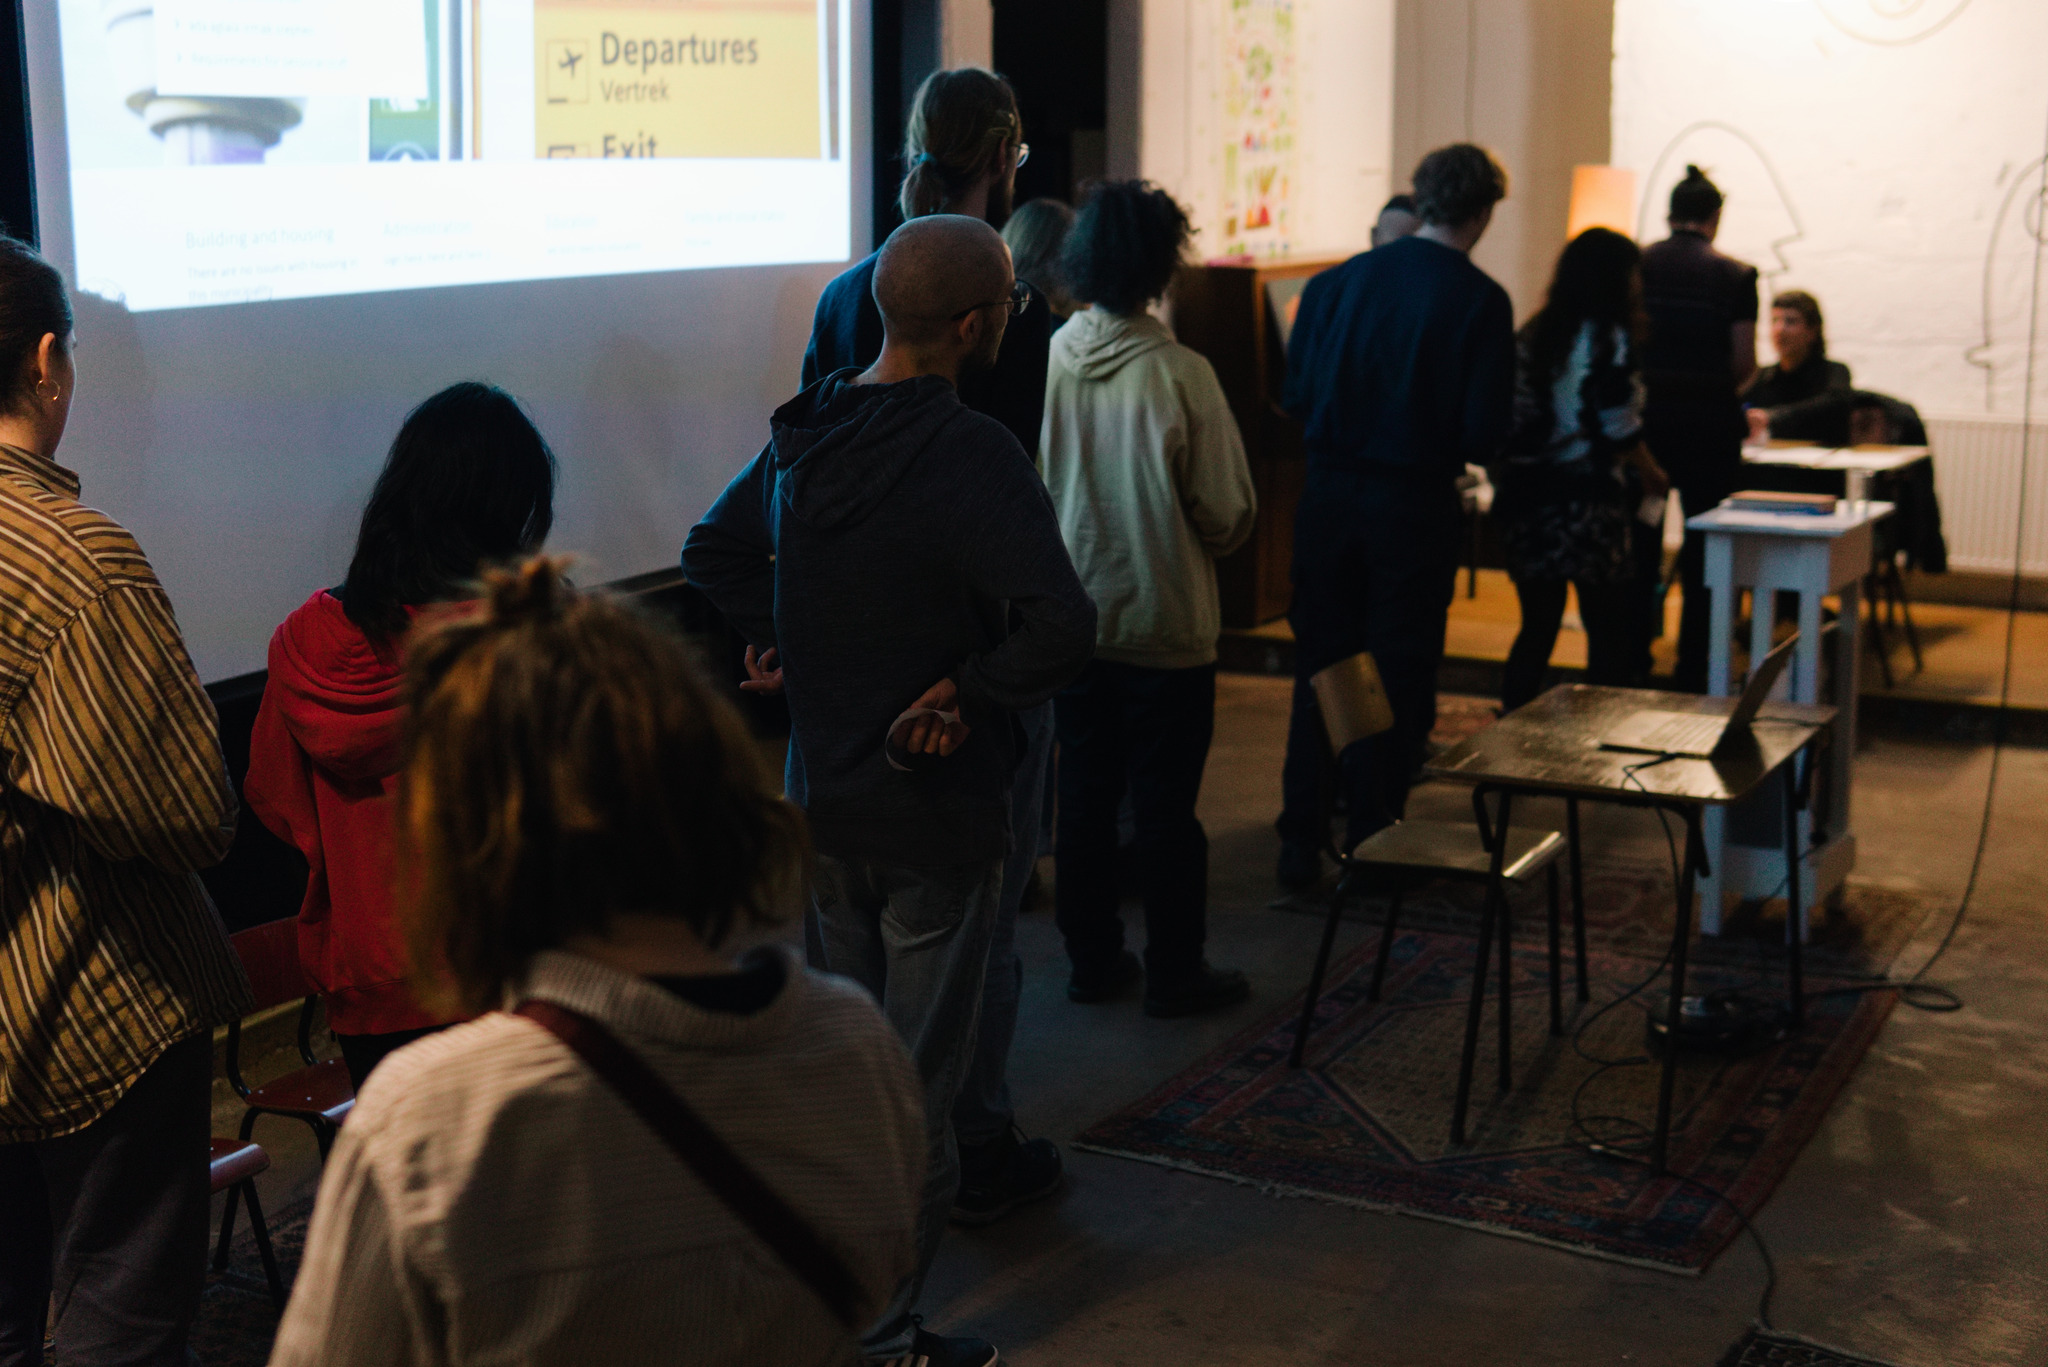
[25, 0, 868, 680]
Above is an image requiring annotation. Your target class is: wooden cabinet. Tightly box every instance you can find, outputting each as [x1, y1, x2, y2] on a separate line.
[1169, 255, 1347, 627]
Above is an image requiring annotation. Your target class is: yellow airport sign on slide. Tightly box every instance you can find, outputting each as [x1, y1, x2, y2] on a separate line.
[533, 0, 821, 159]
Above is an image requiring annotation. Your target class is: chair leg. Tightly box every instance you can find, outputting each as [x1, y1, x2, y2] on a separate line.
[212, 1180, 241, 1273]
[1891, 562, 1924, 672]
[1546, 861, 1563, 1036]
[1497, 862, 1514, 1094]
[1290, 874, 1351, 1068]
[240, 1179, 287, 1308]
[1866, 574, 1896, 689]
[1368, 887, 1404, 1003]
[1568, 799, 1589, 1003]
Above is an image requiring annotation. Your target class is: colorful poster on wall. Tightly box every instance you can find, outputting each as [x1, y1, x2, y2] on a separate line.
[1219, 0, 1294, 258]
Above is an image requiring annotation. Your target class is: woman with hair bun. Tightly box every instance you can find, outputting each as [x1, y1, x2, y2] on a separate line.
[1040, 179, 1257, 1018]
[269, 559, 924, 1367]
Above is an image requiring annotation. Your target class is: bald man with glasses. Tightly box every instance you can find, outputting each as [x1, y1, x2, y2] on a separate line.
[685, 216, 1094, 1367]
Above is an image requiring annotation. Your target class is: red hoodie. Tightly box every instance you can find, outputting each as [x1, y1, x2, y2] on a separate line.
[244, 590, 457, 1037]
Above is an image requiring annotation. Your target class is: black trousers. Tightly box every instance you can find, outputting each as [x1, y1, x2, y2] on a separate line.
[0, 1034, 212, 1367]
[1054, 660, 1217, 984]
[1647, 411, 1743, 694]
[1279, 475, 1462, 854]
[1502, 577, 1639, 712]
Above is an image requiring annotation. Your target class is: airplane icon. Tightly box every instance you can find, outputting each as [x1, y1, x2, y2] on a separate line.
[545, 40, 590, 104]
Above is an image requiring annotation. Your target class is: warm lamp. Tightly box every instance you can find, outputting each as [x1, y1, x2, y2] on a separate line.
[1566, 165, 1638, 240]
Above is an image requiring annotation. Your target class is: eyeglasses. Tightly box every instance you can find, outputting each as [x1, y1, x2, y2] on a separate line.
[950, 280, 1032, 321]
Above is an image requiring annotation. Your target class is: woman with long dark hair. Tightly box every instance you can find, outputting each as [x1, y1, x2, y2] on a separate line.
[1496, 227, 1669, 711]
[245, 381, 557, 1086]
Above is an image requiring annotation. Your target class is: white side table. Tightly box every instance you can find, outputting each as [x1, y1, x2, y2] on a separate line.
[1685, 501, 1890, 935]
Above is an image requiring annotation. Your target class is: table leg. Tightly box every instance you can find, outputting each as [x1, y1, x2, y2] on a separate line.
[1547, 861, 1563, 1036]
[1566, 798, 1589, 1002]
[1498, 803, 1515, 1094]
[1453, 787, 1510, 1145]
[1653, 807, 1703, 1177]
[1784, 760, 1806, 1029]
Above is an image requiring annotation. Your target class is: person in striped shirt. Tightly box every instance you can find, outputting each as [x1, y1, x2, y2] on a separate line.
[0, 235, 252, 1365]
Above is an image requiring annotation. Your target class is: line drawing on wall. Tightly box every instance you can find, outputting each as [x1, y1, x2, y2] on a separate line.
[1812, 0, 1975, 47]
[1967, 155, 2048, 413]
[1635, 121, 1805, 294]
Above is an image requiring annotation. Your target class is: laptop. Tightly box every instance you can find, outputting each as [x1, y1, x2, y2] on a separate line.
[1600, 635, 1799, 758]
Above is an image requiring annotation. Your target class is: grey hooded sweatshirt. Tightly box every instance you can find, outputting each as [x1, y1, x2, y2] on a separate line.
[1040, 308, 1257, 669]
[684, 370, 1096, 867]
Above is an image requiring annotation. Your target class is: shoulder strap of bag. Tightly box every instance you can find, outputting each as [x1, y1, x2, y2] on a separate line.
[513, 998, 866, 1330]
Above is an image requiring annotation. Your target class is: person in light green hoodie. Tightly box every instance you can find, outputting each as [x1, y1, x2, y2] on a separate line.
[1040, 180, 1258, 1019]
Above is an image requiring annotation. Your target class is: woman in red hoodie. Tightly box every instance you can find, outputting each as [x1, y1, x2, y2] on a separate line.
[246, 382, 557, 1086]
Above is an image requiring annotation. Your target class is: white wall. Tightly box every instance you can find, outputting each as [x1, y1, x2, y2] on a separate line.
[1393, 0, 1612, 320]
[1127, 0, 1394, 263]
[1613, 0, 2048, 421]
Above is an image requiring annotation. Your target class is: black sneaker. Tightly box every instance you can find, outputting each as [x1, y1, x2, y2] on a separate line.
[1277, 842, 1324, 891]
[1143, 962, 1252, 1018]
[1066, 949, 1142, 1003]
[866, 1316, 998, 1367]
[953, 1126, 1063, 1226]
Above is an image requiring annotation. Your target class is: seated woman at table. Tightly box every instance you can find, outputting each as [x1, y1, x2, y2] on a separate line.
[1496, 228, 1669, 713]
[1745, 290, 1853, 444]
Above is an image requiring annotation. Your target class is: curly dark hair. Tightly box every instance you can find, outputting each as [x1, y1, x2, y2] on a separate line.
[1061, 180, 1192, 315]
[1411, 143, 1508, 227]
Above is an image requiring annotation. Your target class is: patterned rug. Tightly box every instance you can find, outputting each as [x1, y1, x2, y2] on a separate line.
[1077, 869, 1931, 1274]
[1717, 1328, 1919, 1366]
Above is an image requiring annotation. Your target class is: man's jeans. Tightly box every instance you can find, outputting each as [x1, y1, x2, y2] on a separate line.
[0, 1033, 211, 1367]
[810, 853, 1003, 1360]
[952, 701, 1054, 1153]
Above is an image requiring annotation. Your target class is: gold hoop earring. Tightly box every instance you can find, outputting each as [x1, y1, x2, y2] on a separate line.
[35, 380, 59, 403]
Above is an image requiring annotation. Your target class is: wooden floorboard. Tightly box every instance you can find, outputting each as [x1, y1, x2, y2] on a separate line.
[1223, 568, 2048, 713]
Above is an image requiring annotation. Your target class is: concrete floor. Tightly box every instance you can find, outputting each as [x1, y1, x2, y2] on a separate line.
[218, 674, 2048, 1366]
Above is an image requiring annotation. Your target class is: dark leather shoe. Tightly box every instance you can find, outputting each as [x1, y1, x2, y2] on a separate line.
[1066, 949, 1142, 1003]
[1276, 842, 1323, 891]
[1144, 962, 1251, 1018]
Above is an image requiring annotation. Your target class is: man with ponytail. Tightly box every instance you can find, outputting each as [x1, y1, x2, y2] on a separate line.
[800, 64, 1067, 1243]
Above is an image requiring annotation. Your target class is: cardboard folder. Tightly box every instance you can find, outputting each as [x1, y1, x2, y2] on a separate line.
[1310, 652, 1396, 752]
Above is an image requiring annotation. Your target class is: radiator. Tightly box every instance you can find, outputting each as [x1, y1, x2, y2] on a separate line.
[1924, 414, 2048, 576]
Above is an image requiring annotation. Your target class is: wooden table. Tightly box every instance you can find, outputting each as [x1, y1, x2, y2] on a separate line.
[1425, 684, 1833, 1173]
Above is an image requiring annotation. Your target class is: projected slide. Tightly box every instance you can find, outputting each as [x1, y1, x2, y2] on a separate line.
[55, 0, 851, 311]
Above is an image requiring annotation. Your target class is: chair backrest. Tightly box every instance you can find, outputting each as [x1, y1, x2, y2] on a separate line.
[230, 918, 310, 1014]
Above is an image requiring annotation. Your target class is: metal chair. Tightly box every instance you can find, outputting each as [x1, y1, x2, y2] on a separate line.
[224, 919, 355, 1160]
[1287, 661, 1589, 1069]
[209, 1137, 285, 1306]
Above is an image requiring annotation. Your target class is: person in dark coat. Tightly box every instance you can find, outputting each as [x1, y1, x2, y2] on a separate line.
[1746, 289, 1854, 444]
[1639, 165, 1759, 693]
[1274, 144, 1515, 889]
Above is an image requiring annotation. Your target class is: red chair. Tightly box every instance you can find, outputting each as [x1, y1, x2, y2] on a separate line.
[210, 1137, 285, 1306]
[225, 919, 355, 1159]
